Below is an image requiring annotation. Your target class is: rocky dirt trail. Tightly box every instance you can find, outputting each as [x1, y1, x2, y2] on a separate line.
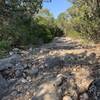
[0, 37, 100, 100]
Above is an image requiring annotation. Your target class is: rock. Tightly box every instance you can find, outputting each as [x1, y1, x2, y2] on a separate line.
[26, 76, 32, 82]
[86, 53, 96, 64]
[79, 93, 88, 100]
[15, 63, 24, 70]
[61, 76, 78, 100]
[72, 66, 93, 93]
[57, 74, 64, 78]
[9, 54, 21, 65]
[88, 78, 100, 100]
[24, 64, 28, 69]
[53, 77, 63, 87]
[29, 47, 33, 52]
[24, 68, 39, 77]
[8, 78, 16, 84]
[15, 70, 22, 77]
[27, 63, 32, 68]
[35, 83, 59, 100]
[0, 54, 21, 71]
[9, 51, 14, 56]
[12, 48, 21, 54]
[31, 68, 39, 76]
[10, 90, 18, 96]
[32, 96, 38, 100]
[21, 78, 27, 83]
[64, 88, 78, 100]
[0, 75, 9, 98]
[63, 95, 72, 100]
[0, 75, 8, 88]
[53, 74, 64, 87]
[43, 93, 59, 100]
[44, 56, 64, 68]
[57, 88, 63, 96]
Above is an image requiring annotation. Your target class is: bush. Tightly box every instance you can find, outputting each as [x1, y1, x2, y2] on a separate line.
[0, 40, 11, 50]
[67, 30, 81, 39]
[0, 40, 11, 58]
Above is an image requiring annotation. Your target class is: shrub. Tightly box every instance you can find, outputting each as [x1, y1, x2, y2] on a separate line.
[0, 40, 11, 50]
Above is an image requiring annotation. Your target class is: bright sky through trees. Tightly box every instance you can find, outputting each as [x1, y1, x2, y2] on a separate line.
[43, 0, 72, 18]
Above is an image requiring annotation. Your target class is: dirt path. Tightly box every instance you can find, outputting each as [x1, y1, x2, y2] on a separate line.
[0, 37, 100, 100]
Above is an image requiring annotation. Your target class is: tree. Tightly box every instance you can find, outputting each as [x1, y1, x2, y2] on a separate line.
[57, 0, 100, 42]
[0, 0, 43, 17]
[0, 0, 43, 50]
[57, 12, 69, 32]
[33, 8, 56, 42]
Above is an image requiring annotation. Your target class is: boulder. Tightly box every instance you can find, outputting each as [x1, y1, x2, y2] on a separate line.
[0, 54, 21, 71]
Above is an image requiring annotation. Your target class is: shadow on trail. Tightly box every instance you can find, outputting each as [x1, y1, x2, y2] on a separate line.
[0, 37, 99, 100]
[31, 50, 100, 100]
[36, 37, 96, 55]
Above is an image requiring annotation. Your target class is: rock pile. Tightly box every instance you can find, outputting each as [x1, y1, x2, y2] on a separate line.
[0, 37, 100, 100]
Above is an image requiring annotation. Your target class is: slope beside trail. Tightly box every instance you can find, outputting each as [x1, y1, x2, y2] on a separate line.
[0, 37, 100, 100]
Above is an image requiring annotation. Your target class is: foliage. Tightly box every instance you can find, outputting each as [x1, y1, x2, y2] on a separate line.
[34, 8, 63, 42]
[0, 6, 61, 55]
[57, 0, 100, 42]
[0, 0, 43, 57]
[0, 0, 43, 18]
[0, 40, 11, 50]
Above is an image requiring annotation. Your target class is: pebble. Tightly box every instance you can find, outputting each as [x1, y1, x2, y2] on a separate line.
[21, 78, 27, 83]
[32, 96, 37, 100]
[24, 64, 28, 68]
[9, 51, 14, 55]
[31, 68, 39, 77]
[15, 70, 22, 77]
[26, 76, 32, 82]
[53, 77, 63, 87]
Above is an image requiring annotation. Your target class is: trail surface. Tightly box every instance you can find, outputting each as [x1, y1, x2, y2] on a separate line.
[0, 37, 100, 100]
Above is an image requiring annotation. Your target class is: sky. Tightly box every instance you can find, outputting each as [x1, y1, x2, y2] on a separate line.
[43, 0, 72, 18]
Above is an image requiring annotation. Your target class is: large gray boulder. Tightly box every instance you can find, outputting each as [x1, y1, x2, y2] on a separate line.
[0, 54, 21, 71]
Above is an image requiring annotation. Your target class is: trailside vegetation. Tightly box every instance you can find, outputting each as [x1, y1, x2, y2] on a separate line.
[57, 0, 100, 42]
